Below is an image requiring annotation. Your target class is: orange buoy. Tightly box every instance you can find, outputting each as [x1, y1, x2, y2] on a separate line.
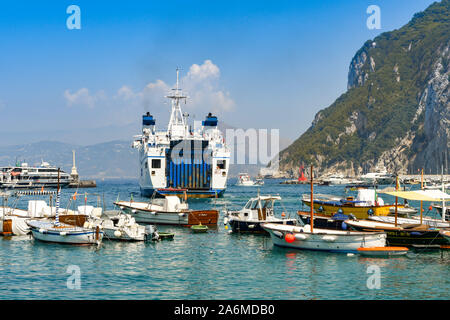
[281, 212, 286, 217]
[285, 233, 295, 243]
[428, 206, 433, 210]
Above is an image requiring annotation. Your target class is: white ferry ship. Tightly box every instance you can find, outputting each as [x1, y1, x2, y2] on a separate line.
[132, 69, 230, 198]
[0, 161, 71, 189]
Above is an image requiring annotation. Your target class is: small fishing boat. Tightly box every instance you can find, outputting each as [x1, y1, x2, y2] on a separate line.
[26, 169, 103, 245]
[262, 223, 387, 253]
[224, 195, 297, 234]
[345, 219, 447, 246]
[191, 223, 208, 233]
[115, 195, 218, 227]
[302, 188, 403, 219]
[158, 232, 175, 240]
[27, 219, 102, 245]
[369, 215, 450, 228]
[236, 173, 256, 186]
[357, 246, 409, 257]
[262, 165, 387, 253]
[345, 187, 450, 246]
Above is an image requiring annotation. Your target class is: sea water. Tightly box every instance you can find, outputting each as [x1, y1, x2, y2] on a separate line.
[0, 179, 448, 300]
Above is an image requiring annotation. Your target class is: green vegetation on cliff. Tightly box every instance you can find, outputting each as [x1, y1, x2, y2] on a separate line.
[279, 0, 449, 174]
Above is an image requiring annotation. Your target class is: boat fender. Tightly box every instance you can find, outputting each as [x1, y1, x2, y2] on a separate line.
[223, 217, 229, 225]
[368, 209, 374, 216]
[39, 228, 46, 233]
[295, 234, 307, 240]
[273, 230, 283, 238]
[322, 235, 337, 242]
[248, 224, 255, 229]
[341, 222, 347, 230]
[114, 230, 122, 237]
[60, 232, 67, 236]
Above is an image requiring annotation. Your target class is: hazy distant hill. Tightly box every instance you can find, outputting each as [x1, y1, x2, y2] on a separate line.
[278, 0, 449, 177]
[0, 140, 138, 179]
[0, 137, 291, 179]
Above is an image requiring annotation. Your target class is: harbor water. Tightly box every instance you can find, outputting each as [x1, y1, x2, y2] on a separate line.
[0, 179, 449, 300]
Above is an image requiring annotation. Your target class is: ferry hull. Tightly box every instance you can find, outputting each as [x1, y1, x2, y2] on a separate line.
[141, 187, 225, 199]
[302, 200, 404, 219]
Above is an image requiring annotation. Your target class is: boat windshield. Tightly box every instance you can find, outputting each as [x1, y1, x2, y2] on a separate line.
[244, 200, 252, 209]
[263, 199, 274, 209]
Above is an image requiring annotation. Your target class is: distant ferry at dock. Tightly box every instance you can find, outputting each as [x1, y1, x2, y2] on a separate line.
[0, 161, 71, 189]
[132, 69, 230, 198]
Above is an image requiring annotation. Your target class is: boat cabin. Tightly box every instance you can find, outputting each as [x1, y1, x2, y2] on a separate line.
[235, 195, 282, 221]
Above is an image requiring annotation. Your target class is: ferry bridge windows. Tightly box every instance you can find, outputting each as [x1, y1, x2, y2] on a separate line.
[216, 160, 226, 170]
[152, 159, 161, 169]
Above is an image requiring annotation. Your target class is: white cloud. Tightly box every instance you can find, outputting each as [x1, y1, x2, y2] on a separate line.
[64, 88, 106, 108]
[63, 60, 234, 124]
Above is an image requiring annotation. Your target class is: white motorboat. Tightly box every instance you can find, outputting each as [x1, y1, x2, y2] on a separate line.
[27, 219, 102, 245]
[224, 195, 296, 233]
[115, 196, 218, 226]
[236, 173, 256, 186]
[96, 214, 159, 241]
[320, 174, 351, 185]
[262, 223, 386, 253]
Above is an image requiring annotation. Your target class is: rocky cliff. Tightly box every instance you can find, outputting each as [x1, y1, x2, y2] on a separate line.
[278, 0, 449, 177]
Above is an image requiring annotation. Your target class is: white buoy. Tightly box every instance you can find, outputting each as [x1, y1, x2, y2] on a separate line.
[114, 230, 122, 237]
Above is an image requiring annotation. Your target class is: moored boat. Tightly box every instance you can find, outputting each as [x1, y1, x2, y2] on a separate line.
[115, 196, 218, 227]
[27, 219, 102, 245]
[224, 195, 297, 234]
[236, 173, 256, 186]
[262, 223, 387, 253]
[357, 246, 409, 257]
[302, 188, 403, 219]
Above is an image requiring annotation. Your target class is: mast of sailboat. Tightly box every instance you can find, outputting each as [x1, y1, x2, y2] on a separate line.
[310, 164, 314, 233]
[55, 168, 61, 226]
[442, 165, 446, 222]
[419, 168, 423, 224]
[394, 175, 399, 227]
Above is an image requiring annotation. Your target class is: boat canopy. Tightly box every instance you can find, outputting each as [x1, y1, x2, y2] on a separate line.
[380, 189, 450, 201]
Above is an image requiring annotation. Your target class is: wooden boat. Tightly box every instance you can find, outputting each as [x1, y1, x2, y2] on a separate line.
[302, 188, 403, 219]
[262, 223, 386, 253]
[345, 219, 447, 246]
[298, 211, 356, 230]
[440, 229, 450, 243]
[115, 196, 218, 226]
[345, 187, 450, 247]
[357, 246, 409, 257]
[191, 223, 208, 233]
[224, 195, 296, 234]
[263, 165, 387, 253]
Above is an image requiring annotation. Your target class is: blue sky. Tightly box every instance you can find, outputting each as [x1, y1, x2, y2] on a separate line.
[0, 0, 437, 146]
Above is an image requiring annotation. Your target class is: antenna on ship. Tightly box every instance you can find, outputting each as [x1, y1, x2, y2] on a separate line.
[166, 67, 189, 136]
